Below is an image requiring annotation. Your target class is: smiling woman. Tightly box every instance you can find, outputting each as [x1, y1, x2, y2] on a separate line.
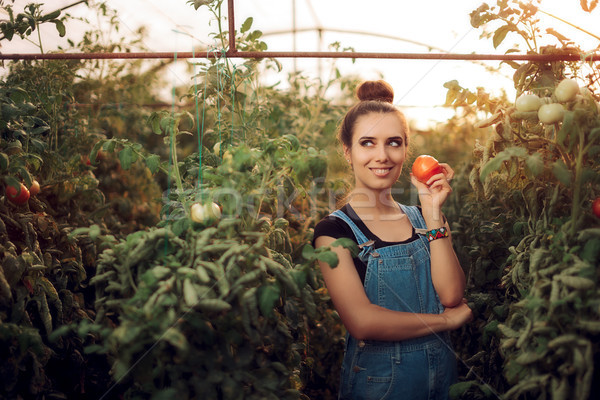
[312, 79, 472, 400]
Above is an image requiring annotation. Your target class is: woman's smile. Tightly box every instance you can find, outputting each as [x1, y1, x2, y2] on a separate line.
[370, 167, 394, 177]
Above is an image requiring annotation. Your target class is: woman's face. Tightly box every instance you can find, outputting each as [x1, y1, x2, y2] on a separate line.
[344, 112, 407, 194]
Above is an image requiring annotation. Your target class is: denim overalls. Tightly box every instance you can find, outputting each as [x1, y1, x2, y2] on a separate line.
[331, 204, 457, 400]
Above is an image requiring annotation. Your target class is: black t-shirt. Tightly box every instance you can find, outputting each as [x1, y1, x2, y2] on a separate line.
[312, 204, 422, 283]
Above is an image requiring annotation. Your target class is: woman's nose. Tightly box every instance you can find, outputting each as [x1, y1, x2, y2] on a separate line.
[375, 145, 389, 161]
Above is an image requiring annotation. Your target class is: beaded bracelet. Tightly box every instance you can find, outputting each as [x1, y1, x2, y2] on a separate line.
[425, 227, 449, 242]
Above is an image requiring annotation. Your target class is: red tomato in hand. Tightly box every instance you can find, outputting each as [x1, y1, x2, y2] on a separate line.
[6, 183, 30, 205]
[412, 155, 443, 184]
[593, 198, 600, 218]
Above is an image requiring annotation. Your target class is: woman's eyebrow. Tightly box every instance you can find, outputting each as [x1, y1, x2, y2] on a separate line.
[357, 135, 404, 141]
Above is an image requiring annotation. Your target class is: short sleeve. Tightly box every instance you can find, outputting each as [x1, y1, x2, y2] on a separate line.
[312, 214, 357, 247]
[312, 212, 367, 283]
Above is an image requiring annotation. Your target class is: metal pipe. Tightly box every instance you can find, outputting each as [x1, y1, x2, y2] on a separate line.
[0, 50, 596, 61]
[228, 0, 236, 52]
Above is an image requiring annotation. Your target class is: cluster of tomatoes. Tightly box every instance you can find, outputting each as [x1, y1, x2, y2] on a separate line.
[5, 179, 40, 206]
[410, 154, 600, 219]
[515, 78, 592, 124]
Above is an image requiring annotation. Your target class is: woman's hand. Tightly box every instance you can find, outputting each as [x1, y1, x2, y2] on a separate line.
[410, 162, 454, 212]
[441, 298, 473, 330]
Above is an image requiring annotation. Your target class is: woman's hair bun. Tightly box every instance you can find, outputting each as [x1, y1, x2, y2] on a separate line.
[356, 80, 394, 103]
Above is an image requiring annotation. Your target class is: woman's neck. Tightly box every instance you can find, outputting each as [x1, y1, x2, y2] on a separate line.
[347, 189, 401, 220]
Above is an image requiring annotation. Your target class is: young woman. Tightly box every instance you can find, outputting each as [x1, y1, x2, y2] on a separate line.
[313, 80, 473, 400]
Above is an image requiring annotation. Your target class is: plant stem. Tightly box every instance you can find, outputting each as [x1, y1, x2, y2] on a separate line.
[570, 128, 585, 238]
[538, 9, 600, 41]
[36, 21, 44, 54]
[170, 121, 184, 195]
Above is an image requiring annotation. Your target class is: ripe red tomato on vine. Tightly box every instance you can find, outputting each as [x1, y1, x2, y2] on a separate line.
[412, 155, 443, 184]
[6, 183, 30, 205]
[593, 198, 600, 218]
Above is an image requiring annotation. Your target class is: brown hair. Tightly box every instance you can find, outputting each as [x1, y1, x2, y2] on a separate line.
[338, 80, 409, 149]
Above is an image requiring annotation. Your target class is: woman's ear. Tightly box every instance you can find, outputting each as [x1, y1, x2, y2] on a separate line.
[343, 145, 351, 163]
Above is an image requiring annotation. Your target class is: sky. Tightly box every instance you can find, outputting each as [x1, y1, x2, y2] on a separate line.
[1, 0, 598, 128]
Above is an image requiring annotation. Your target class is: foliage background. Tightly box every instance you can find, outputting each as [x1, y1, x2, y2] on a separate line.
[1, 0, 599, 399]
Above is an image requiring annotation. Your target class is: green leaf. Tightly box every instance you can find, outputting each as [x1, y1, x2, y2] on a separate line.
[162, 327, 189, 351]
[17, 165, 32, 186]
[330, 237, 360, 257]
[552, 160, 572, 186]
[589, 127, 600, 143]
[0, 152, 9, 171]
[480, 147, 527, 182]
[556, 111, 574, 146]
[104, 139, 117, 153]
[316, 250, 339, 268]
[493, 24, 516, 49]
[3, 26, 15, 41]
[479, 156, 506, 182]
[588, 145, 600, 157]
[88, 224, 101, 240]
[581, 239, 600, 263]
[42, 10, 61, 21]
[241, 17, 253, 33]
[53, 20, 65, 37]
[90, 139, 105, 164]
[301, 244, 315, 260]
[449, 381, 478, 399]
[525, 153, 544, 177]
[148, 112, 163, 134]
[187, 0, 212, 10]
[118, 146, 136, 170]
[151, 388, 179, 400]
[258, 284, 280, 317]
[145, 154, 161, 174]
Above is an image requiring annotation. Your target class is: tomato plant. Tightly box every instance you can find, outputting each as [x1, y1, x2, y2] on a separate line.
[445, 2, 600, 399]
[411, 154, 443, 183]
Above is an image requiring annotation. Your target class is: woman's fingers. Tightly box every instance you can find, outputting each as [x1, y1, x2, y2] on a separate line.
[426, 172, 453, 192]
[439, 162, 455, 180]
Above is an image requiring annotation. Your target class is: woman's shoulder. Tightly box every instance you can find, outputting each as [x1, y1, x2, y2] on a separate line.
[312, 206, 355, 245]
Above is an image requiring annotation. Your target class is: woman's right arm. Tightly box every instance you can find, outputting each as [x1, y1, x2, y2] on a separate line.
[315, 235, 472, 341]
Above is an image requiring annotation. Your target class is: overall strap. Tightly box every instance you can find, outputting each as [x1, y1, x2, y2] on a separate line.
[399, 204, 431, 248]
[330, 209, 375, 262]
[330, 209, 370, 245]
[399, 204, 427, 229]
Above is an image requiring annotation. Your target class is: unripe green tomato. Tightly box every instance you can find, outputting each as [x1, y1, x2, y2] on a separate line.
[555, 78, 579, 102]
[515, 94, 542, 112]
[208, 202, 222, 219]
[190, 203, 207, 223]
[190, 202, 221, 223]
[538, 103, 564, 124]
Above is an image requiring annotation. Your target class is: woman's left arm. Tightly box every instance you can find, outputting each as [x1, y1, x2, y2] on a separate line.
[411, 163, 466, 307]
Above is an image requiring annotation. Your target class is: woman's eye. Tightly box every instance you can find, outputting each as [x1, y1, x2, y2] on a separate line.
[388, 139, 403, 147]
[360, 140, 374, 147]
